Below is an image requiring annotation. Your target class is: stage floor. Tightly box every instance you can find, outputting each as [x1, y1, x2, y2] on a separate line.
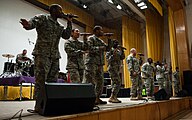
[1, 97, 191, 120]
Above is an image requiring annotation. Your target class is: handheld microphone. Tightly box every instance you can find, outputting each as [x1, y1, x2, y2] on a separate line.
[103, 33, 114, 36]
[80, 33, 93, 36]
[62, 13, 78, 18]
[138, 53, 144, 56]
[118, 45, 127, 50]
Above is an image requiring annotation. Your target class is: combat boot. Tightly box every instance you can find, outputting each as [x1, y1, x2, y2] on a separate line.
[130, 95, 137, 100]
[137, 94, 145, 100]
[95, 97, 107, 105]
[108, 95, 121, 103]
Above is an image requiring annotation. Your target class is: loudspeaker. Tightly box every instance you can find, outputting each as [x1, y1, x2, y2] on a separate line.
[38, 83, 96, 116]
[154, 89, 170, 100]
[183, 85, 192, 96]
[177, 90, 188, 97]
[183, 70, 192, 84]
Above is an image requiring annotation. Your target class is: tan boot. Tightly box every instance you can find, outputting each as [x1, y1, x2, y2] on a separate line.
[130, 95, 138, 100]
[108, 94, 115, 103]
[137, 94, 145, 100]
[108, 95, 121, 103]
[95, 97, 107, 105]
[114, 98, 122, 103]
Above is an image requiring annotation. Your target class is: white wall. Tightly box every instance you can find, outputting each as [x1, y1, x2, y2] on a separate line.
[0, 0, 84, 74]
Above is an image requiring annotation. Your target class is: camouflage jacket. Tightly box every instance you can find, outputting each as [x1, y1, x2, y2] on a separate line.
[173, 71, 179, 82]
[106, 47, 125, 70]
[141, 62, 154, 78]
[84, 35, 107, 65]
[28, 14, 72, 59]
[156, 65, 165, 79]
[65, 37, 88, 69]
[126, 54, 140, 75]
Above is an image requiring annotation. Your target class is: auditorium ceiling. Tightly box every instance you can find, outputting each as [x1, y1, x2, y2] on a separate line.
[68, 0, 145, 26]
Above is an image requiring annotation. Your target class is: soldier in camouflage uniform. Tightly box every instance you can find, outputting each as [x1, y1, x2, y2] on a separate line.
[20, 4, 72, 112]
[106, 40, 125, 103]
[163, 63, 172, 96]
[64, 28, 88, 83]
[141, 58, 155, 98]
[126, 48, 143, 100]
[83, 26, 107, 105]
[155, 62, 165, 90]
[173, 67, 180, 96]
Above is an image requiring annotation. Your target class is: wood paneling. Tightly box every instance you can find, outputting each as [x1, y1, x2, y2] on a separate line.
[38, 98, 191, 120]
[99, 109, 121, 120]
[166, 0, 183, 11]
[174, 9, 191, 85]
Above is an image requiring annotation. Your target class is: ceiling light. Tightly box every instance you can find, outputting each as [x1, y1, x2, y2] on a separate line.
[83, 4, 87, 8]
[140, 5, 147, 9]
[134, 0, 142, 3]
[137, 2, 145, 7]
[117, 4, 122, 9]
[108, 0, 114, 4]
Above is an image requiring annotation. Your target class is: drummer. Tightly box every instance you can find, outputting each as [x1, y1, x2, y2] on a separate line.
[16, 49, 32, 68]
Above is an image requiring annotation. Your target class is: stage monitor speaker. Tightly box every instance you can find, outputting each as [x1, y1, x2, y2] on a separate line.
[154, 88, 170, 100]
[183, 70, 192, 84]
[38, 83, 96, 116]
[177, 90, 188, 97]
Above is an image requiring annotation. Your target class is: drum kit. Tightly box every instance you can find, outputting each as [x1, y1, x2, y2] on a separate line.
[0, 53, 34, 78]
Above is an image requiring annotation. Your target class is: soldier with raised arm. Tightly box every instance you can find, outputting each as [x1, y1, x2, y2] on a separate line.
[20, 4, 72, 112]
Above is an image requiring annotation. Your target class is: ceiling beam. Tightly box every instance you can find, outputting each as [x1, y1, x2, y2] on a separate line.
[121, 0, 146, 21]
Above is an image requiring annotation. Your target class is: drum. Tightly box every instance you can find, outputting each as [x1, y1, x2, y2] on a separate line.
[3, 62, 15, 73]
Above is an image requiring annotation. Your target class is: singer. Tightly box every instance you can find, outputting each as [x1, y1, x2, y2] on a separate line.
[20, 4, 72, 113]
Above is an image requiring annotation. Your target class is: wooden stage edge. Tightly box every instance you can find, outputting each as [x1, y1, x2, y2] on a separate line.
[45, 97, 192, 120]
[1, 97, 192, 120]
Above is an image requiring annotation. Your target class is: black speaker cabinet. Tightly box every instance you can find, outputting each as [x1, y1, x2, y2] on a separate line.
[38, 83, 96, 116]
[183, 70, 192, 84]
[154, 88, 170, 100]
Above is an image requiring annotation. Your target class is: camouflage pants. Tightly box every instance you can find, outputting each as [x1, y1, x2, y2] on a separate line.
[108, 68, 121, 96]
[164, 79, 172, 96]
[143, 77, 154, 96]
[83, 64, 104, 98]
[34, 56, 59, 111]
[157, 78, 165, 90]
[130, 75, 143, 97]
[68, 68, 84, 83]
[173, 81, 180, 95]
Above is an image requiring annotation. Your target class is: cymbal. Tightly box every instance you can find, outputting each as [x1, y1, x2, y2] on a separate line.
[2, 54, 15, 58]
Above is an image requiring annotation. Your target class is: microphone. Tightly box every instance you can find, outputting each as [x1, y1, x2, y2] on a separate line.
[61, 13, 78, 18]
[28, 38, 34, 45]
[80, 33, 93, 36]
[103, 33, 114, 36]
[137, 53, 144, 56]
[117, 45, 127, 50]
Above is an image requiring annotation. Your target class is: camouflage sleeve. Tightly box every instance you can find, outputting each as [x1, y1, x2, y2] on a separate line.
[141, 63, 147, 74]
[126, 56, 133, 72]
[106, 51, 113, 64]
[82, 41, 89, 51]
[120, 51, 125, 60]
[173, 71, 177, 78]
[64, 41, 81, 57]
[62, 21, 72, 39]
[28, 14, 46, 30]
[87, 36, 100, 54]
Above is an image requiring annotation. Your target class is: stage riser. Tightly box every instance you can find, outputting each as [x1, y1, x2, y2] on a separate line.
[48, 98, 191, 120]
